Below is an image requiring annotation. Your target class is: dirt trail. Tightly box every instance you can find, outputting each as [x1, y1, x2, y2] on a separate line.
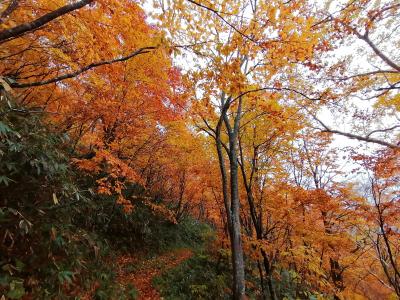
[116, 248, 192, 300]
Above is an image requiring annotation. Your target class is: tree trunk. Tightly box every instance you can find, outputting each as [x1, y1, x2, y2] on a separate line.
[238, 137, 276, 300]
[213, 94, 246, 299]
[229, 144, 246, 299]
[231, 153, 245, 300]
[257, 260, 266, 299]
[261, 249, 276, 300]
[227, 98, 246, 300]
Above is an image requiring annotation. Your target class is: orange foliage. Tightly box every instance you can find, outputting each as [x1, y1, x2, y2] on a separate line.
[1, 0, 399, 298]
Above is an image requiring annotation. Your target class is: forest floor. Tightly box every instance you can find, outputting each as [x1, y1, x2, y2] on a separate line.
[116, 248, 193, 299]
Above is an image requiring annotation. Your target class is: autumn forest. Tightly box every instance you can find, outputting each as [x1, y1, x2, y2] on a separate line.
[0, 0, 399, 299]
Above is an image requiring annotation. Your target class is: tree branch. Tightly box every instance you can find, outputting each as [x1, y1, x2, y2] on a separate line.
[10, 46, 157, 88]
[334, 70, 399, 81]
[355, 32, 400, 72]
[314, 116, 400, 149]
[366, 125, 400, 138]
[0, 0, 19, 24]
[230, 86, 322, 103]
[0, 0, 94, 43]
[185, 0, 258, 44]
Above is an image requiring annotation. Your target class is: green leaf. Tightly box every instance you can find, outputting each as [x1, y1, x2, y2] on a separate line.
[58, 271, 74, 285]
[0, 176, 14, 186]
[14, 260, 25, 272]
[6, 279, 25, 299]
[0, 274, 10, 287]
[0, 121, 12, 136]
[54, 235, 65, 247]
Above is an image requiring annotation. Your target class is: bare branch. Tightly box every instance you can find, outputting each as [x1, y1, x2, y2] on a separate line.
[366, 3, 400, 31]
[355, 32, 400, 72]
[314, 116, 400, 149]
[366, 125, 400, 138]
[375, 80, 400, 91]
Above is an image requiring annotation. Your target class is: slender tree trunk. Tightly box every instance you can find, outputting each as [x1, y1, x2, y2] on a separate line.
[321, 211, 344, 294]
[261, 249, 276, 300]
[238, 137, 276, 299]
[211, 94, 246, 299]
[229, 134, 246, 299]
[215, 118, 232, 239]
[257, 260, 266, 299]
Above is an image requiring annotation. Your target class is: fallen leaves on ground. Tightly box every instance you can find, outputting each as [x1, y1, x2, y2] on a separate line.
[116, 248, 193, 299]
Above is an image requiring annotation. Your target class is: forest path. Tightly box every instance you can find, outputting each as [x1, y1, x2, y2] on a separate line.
[116, 248, 193, 299]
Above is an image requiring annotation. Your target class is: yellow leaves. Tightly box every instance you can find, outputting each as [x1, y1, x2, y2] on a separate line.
[267, 6, 278, 23]
[376, 93, 400, 111]
[218, 44, 232, 57]
[388, 292, 400, 300]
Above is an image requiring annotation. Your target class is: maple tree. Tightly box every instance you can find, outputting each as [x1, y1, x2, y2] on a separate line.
[1, 0, 399, 299]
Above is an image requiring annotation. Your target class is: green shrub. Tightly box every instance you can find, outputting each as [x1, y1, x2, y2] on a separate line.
[0, 99, 124, 299]
[153, 248, 231, 300]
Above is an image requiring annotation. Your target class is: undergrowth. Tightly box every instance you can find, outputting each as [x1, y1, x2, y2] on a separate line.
[0, 99, 210, 299]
